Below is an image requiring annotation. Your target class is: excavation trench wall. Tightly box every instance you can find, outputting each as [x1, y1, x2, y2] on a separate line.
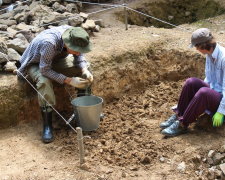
[0, 50, 204, 128]
[116, 0, 225, 28]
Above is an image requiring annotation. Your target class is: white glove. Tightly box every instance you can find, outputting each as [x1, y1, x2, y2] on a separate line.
[69, 77, 90, 89]
[82, 68, 93, 83]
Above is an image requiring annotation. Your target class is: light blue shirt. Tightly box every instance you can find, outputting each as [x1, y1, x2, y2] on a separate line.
[204, 43, 225, 115]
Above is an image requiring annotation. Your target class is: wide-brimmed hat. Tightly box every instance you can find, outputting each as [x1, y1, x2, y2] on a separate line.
[62, 27, 92, 53]
[190, 28, 213, 48]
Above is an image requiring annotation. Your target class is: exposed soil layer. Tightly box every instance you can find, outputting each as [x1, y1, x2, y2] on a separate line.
[115, 0, 225, 28]
[2, 1, 225, 179]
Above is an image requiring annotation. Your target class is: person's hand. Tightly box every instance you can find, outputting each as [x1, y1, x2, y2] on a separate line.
[82, 68, 93, 83]
[69, 77, 90, 89]
[212, 112, 224, 127]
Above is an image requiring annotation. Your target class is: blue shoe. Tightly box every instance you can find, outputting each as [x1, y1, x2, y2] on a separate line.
[160, 114, 177, 129]
[161, 120, 187, 137]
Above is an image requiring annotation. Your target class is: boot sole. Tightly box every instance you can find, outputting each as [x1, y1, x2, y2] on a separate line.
[161, 130, 188, 137]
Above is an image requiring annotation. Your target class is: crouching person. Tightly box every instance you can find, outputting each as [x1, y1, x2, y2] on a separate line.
[160, 28, 225, 137]
[17, 25, 93, 143]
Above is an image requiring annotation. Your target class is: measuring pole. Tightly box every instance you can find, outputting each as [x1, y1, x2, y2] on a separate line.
[123, 1, 128, 30]
[76, 127, 85, 165]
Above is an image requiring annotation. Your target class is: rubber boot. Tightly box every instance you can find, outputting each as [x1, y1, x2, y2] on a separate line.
[41, 107, 54, 143]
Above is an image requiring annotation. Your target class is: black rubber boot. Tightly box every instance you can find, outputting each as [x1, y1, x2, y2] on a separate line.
[41, 107, 54, 143]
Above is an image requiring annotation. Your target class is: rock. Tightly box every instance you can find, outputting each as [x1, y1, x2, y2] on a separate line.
[14, 12, 25, 23]
[79, 12, 89, 19]
[68, 15, 84, 27]
[0, 19, 17, 26]
[0, 39, 8, 54]
[15, 24, 36, 32]
[185, 11, 191, 16]
[0, 52, 8, 63]
[42, 12, 68, 26]
[220, 163, 225, 174]
[94, 19, 105, 28]
[207, 158, 214, 165]
[15, 30, 35, 42]
[52, 2, 67, 13]
[0, 24, 8, 31]
[7, 33, 29, 54]
[207, 167, 216, 180]
[2, 0, 13, 4]
[159, 156, 165, 162]
[177, 162, 186, 173]
[8, 48, 21, 61]
[208, 150, 216, 158]
[4, 61, 16, 72]
[141, 156, 151, 164]
[94, 25, 101, 32]
[7, 27, 18, 36]
[130, 166, 139, 171]
[192, 155, 201, 164]
[81, 19, 96, 30]
[168, 16, 174, 20]
[213, 153, 225, 165]
[66, 4, 79, 13]
[0, 12, 13, 19]
[219, 145, 225, 153]
[121, 172, 127, 178]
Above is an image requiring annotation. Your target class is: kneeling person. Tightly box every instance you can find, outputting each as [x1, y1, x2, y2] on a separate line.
[17, 25, 93, 143]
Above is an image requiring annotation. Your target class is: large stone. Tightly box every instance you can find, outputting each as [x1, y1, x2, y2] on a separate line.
[213, 153, 225, 165]
[15, 23, 36, 32]
[0, 12, 13, 19]
[66, 4, 79, 13]
[2, 0, 12, 4]
[0, 39, 8, 54]
[68, 15, 84, 27]
[52, 2, 67, 13]
[0, 24, 8, 31]
[14, 12, 25, 23]
[42, 12, 68, 26]
[8, 48, 21, 61]
[0, 19, 17, 26]
[0, 52, 8, 63]
[81, 19, 96, 30]
[4, 61, 17, 72]
[220, 163, 225, 175]
[7, 33, 29, 54]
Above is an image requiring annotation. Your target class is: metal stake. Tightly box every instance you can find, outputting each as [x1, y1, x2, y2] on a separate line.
[76, 127, 85, 165]
[123, 2, 128, 30]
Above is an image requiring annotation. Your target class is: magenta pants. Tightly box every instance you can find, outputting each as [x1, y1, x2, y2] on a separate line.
[175, 77, 222, 127]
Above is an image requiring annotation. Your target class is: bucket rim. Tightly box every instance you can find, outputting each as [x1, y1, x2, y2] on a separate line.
[71, 95, 103, 107]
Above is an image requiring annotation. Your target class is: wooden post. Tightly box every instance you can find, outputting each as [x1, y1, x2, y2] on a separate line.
[76, 127, 85, 165]
[124, 1, 128, 30]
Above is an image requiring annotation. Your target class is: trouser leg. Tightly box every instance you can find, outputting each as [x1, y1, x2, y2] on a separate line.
[27, 65, 56, 107]
[28, 65, 55, 143]
[176, 77, 209, 116]
[180, 87, 222, 127]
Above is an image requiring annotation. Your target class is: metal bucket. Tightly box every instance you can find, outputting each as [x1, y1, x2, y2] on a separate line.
[71, 95, 103, 131]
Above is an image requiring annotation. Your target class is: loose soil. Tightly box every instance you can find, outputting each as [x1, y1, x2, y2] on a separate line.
[2, 1, 225, 180]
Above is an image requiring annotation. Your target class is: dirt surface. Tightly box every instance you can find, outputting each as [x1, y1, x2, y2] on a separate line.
[2, 1, 225, 180]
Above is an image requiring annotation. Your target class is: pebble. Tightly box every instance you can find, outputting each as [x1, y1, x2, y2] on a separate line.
[177, 162, 186, 173]
[208, 150, 215, 158]
[159, 156, 165, 162]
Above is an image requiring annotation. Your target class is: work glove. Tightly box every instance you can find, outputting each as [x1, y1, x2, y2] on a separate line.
[69, 77, 90, 89]
[212, 112, 224, 127]
[82, 68, 93, 83]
